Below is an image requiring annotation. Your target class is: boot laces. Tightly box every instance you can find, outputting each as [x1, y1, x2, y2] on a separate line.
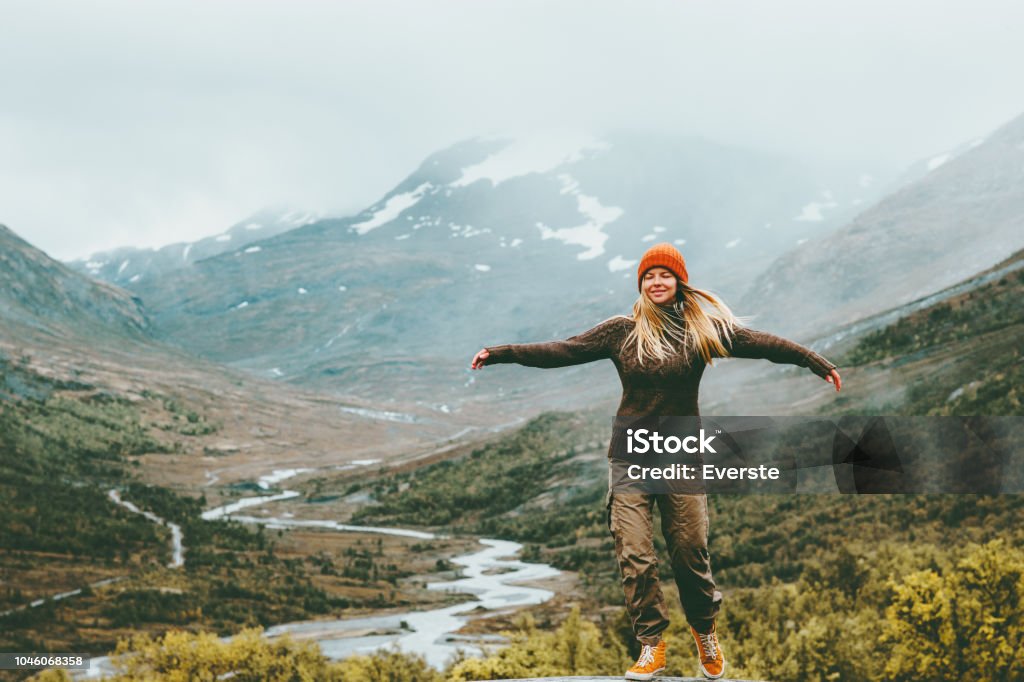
[698, 631, 719, 660]
[636, 644, 655, 668]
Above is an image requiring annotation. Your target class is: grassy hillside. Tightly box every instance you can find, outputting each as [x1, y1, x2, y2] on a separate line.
[832, 249, 1024, 416]
[0, 354, 419, 665]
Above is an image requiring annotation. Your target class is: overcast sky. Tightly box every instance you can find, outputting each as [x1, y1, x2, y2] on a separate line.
[2, 0, 1023, 260]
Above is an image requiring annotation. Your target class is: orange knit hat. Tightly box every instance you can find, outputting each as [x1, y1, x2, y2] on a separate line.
[637, 242, 688, 291]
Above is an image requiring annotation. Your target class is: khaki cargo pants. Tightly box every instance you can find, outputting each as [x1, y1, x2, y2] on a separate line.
[606, 491, 723, 644]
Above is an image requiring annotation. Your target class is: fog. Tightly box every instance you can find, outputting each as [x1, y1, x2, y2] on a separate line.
[2, 0, 1022, 259]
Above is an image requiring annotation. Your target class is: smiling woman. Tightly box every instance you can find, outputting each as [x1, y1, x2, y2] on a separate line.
[471, 242, 841, 680]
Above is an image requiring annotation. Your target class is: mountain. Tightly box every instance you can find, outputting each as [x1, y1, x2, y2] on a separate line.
[738, 111, 1024, 342]
[0, 223, 148, 339]
[0, 223, 477, 487]
[66, 207, 320, 287]
[889, 133, 990, 190]
[0, 223, 500, 663]
[118, 131, 888, 408]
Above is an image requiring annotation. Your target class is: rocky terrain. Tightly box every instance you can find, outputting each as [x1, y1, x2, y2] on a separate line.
[741, 111, 1024, 341]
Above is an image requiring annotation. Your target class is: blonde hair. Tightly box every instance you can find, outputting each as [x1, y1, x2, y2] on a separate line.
[625, 280, 750, 365]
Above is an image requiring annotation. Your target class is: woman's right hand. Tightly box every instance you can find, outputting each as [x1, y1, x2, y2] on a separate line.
[471, 348, 490, 369]
[825, 368, 842, 392]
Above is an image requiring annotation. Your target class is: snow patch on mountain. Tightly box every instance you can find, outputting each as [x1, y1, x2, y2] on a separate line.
[449, 223, 490, 238]
[536, 220, 597, 259]
[451, 133, 609, 188]
[559, 176, 581, 194]
[794, 190, 838, 222]
[534, 174, 624, 260]
[281, 210, 319, 226]
[351, 183, 433, 235]
[608, 255, 637, 272]
[927, 153, 951, 171]
[323, 326, 351, 349]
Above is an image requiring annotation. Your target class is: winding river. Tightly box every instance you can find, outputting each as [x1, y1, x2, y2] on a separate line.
[77, 467, 560, 678]
[263, 534, 559, 669]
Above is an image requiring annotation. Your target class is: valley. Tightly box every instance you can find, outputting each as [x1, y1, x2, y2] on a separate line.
[2, 117, 1023, 680]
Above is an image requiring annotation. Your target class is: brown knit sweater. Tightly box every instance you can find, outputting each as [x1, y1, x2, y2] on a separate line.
[485, 314, 837, 417]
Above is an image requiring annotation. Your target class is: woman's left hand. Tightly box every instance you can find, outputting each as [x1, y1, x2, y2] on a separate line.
[471, 348, 490, 369]
[825, 368, 842, 392]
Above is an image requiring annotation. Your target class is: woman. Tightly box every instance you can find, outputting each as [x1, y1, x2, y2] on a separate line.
[471, 242, 841, 680]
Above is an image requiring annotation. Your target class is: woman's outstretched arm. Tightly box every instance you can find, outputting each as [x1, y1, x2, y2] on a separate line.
[472, 316, 627, 369]
[719, 324, 842, 390]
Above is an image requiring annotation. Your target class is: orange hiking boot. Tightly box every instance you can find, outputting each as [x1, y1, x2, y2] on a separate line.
[690, 623, 725, 679]
[625, 637, 666, 680]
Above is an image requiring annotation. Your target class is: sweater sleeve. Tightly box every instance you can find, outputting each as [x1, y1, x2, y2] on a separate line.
[717, 323, 837, 379]
[485, 316, 626, 369]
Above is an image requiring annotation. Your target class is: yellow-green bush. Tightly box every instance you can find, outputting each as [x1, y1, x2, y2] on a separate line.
[102, 627, 334, 682]
[448, 605, 629, 680]
[883, 539, 1024, 681]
